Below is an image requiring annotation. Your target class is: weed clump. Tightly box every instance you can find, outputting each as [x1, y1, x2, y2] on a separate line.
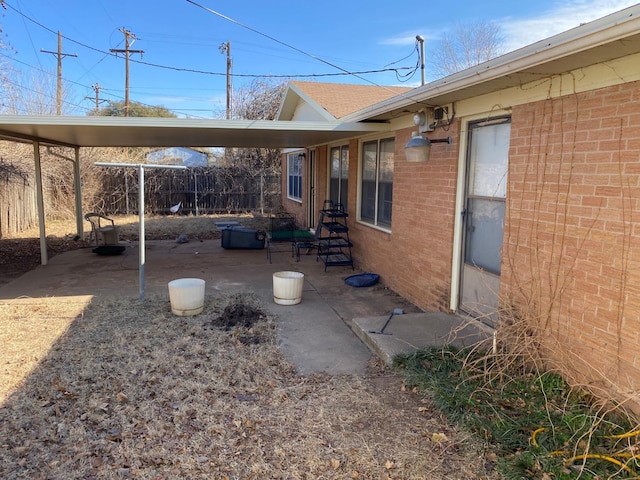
[394, 346, 640, 479]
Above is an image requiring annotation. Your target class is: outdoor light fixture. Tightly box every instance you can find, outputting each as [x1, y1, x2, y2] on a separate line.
[404, 134, 452, 162]
[404, 109, 452, 162]
[297, 152, 306, 160]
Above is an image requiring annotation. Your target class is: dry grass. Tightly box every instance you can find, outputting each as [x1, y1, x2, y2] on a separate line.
[0, 296, 93, 406]
[1, 214, 499, 478]
[8, 213, 266, 242]
[0, 291, 499, 479]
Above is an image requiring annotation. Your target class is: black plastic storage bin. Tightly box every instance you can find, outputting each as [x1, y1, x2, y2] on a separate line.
[221, 226, 266, 249]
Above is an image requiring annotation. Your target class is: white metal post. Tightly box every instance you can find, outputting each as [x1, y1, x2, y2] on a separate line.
[138, 164, 145, 300]
[95, 162, 187, 300]
[73, 147, 83, 239]
[33, 141, 48, 265]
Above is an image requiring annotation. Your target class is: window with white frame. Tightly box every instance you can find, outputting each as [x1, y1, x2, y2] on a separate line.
[329, 145, 348, 211]
[287, 152, 303, 201]
[360, 137, 394, 229]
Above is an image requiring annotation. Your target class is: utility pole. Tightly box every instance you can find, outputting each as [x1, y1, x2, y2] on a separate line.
[416, 35, 425, 86]
[87, 83, 105, 114]
[110, 29, 144, 116]
[41, 31, 77, 115]
[219, 41, 232, 119]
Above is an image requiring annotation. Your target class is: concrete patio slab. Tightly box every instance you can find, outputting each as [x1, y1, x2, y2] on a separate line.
[0, 237, 493, 375]
[353, 312, 494, 365]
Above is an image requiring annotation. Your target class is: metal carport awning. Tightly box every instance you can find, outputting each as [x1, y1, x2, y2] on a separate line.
[0, 115, 389, 267]
[0, 115, 389, 148]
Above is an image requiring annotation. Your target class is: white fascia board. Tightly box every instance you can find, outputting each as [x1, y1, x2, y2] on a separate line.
[0, 116, 388, 148]
[0, 116, 377, 131]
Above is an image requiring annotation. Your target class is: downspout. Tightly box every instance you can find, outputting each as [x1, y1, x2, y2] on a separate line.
[33, 141, 48, 265]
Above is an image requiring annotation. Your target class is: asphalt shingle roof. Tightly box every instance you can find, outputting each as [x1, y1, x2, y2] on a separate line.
[290, 81, 412, 119]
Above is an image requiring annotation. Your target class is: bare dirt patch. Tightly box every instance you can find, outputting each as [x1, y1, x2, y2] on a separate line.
[0, 237, 86, 287]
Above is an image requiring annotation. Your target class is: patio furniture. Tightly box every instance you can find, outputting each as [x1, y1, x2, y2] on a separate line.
[316, 203, 353, 271]
[266, 212, 296, 263]
[293, 229, 317, 261]
[221, 226, 266, 249]
[84, 213, 119, 246]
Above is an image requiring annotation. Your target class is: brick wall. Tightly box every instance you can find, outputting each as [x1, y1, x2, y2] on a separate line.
[503, 81, 640, 400]
[282, 79, 640, 404]
[348, 124, 460, 312]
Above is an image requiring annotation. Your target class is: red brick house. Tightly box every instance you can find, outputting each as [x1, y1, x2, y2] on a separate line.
[277, 5, 640, 405]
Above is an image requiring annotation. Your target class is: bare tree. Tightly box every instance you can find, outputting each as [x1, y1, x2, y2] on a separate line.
[232, 79, 287, 121]
[3, 72, 61, 115]
[225, 79, 287, 171]
[0, 23, 17, 112]
[429, 20, 504, 78]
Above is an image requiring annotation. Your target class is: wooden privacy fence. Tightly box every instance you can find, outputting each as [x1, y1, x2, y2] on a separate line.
[100, 166, 281, 215]
[0, 165, 38, 238]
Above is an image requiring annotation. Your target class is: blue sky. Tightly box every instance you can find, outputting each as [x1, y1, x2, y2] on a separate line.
[1, 0, 638, 118]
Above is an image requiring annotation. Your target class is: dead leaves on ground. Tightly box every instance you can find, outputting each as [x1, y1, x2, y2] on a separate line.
[0, 293, 499, 479]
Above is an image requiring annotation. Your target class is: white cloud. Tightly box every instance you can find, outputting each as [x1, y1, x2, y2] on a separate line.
[380, 0, 639, 52]
[500, 0, 639, 52]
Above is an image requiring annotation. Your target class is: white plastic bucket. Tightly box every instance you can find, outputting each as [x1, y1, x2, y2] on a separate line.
[168, 278, 205, 316]
[273, 271, 304, 305]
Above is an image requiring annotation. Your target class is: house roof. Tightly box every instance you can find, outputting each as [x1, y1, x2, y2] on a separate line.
[278, 81, 412, 121]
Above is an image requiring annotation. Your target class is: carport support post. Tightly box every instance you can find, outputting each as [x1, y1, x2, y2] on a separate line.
[138, 165, 145, 300]
[73, 147, 83, 239]
[33, 141, 48, 266]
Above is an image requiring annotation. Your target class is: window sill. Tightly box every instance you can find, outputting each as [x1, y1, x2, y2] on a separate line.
[355, 219, 391, 235]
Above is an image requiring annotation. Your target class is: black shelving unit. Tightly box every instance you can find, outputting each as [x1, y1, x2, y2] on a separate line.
[316, 204, 353, 271]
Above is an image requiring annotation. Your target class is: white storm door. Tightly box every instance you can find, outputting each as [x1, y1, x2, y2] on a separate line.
[460, 118, 510, 325]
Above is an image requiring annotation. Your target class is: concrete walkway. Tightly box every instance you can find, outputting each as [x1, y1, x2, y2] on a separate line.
[0, 238, 492, 375]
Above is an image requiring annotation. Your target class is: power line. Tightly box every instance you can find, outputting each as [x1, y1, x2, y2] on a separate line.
[185, 0, 388, 89]
[1, 50, 213, 118]
[2, 1, 431, 115]
[3, 1, 415, 81]
[2, 77, 94, 114]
